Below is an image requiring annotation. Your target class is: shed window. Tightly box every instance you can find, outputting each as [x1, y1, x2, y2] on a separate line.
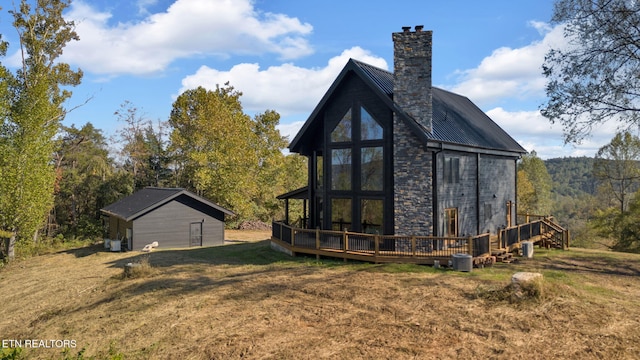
[331, 108, 352, 142]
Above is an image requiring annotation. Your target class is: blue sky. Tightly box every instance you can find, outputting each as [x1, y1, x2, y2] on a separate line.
[0, 0, 620, 159]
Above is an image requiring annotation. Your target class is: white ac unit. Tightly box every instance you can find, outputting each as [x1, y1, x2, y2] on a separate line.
[522, 241, 534, 258]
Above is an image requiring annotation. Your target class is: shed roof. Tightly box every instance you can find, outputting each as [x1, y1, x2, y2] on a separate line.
[289, 58, 527, 156]
[100, 187, 234, 222]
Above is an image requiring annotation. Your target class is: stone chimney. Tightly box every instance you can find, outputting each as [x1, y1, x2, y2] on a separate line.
[392, 25, 432, 133]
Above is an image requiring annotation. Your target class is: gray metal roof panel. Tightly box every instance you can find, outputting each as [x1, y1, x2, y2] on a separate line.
[352, 60, 527, 154]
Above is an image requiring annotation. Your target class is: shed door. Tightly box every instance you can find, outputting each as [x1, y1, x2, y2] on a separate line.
[190, 222, 202, 246]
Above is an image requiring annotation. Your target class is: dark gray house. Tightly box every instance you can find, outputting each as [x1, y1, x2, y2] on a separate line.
[100, 187, 234, 250]
[285, 25, 527, 238]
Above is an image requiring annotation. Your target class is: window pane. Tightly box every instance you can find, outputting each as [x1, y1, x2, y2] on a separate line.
[331, 198, 352, 231]
[331, 108, 352, 142]
[444, 157, 460, 184]
[316, 154, 323, 190]
[361, 146, 383, 191]
[361, 199, 383, 234]
[331, 148, 352, 190]
[361, 107, 383, 140]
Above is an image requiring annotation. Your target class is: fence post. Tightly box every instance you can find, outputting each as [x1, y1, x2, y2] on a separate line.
[291, 226, 295, 247]
[343, 229, 349, 252]
[374, 235, 380, 261]
[316, 227, 320, 260]
[343, 230, 349, 262]
[467, 236, 474, 256]
[411, 236, 416, 257]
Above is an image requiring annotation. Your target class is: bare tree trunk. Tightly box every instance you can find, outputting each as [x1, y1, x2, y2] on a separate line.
[33, 228, 39, 244]
[7, 233, 16, 260]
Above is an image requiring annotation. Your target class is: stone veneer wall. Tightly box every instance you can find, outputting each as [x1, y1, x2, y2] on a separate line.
[392, 26, 434, 236]
[392, 27, 432, 133]
[393, 117, 433, 235]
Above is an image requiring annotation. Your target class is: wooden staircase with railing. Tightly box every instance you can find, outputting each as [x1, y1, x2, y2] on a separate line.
[539, 218, 569, 249]
[488, 216, 570, 264]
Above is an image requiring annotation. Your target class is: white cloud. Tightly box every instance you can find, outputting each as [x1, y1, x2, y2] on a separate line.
[486, 107, 619, 159]
[277, 120, 305, 143]
[60, 0, 314, 75]
[177, 46, 388, 115]
[449, 23, 567, 106]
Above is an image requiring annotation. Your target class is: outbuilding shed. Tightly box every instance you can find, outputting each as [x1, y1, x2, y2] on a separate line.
[100, 187, 234, 251]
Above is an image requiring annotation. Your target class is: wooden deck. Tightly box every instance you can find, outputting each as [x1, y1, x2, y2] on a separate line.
[271, 218, 569, 266]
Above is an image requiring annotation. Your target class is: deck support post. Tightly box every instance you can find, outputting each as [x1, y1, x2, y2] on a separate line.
[316, 227, 320, 260]
[467, 235, 474, 256]
[374, 235, 380, 262]
[343, 229, 348, 262]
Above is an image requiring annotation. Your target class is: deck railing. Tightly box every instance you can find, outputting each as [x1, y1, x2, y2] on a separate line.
[499, 217, 569, 250]
[272, 218, 568, 264]
[272, 221, 493, 264]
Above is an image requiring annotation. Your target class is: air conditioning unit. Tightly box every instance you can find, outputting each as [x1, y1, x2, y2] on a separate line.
[452, 253, 472, 272]
[522, 241, 534, 258]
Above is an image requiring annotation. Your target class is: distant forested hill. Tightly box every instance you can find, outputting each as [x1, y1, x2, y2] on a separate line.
[544, 157, 597, 197]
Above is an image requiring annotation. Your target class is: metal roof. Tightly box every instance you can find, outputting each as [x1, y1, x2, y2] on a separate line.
[351, 59, 527, 154]
[100, 187, 234, 221]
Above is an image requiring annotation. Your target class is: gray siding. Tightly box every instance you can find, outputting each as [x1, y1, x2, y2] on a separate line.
[436, 151, 478, 237]
[478, 155, 516, 233]
[131, 199, 225, 251]
[435, 152, 517, 237]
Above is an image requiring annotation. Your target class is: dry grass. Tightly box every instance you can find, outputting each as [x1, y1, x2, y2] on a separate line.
[1, 230, 640, 359]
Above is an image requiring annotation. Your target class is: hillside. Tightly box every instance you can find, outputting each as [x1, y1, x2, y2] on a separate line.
[1, 232, 640, 359]
[545, 156, 597, 197]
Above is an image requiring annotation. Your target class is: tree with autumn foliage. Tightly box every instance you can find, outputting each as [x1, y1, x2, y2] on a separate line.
[168, 84, 306, 224]
[0, 0, 82, 260]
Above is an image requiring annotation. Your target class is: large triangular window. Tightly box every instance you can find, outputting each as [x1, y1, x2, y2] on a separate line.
[331, 108, 352, 142]
[360, 107, 383, 140]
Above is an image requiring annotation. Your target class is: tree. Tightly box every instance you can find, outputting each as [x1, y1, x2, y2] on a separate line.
[0, 0, 82, 260]
[517, 151, 553, 215]
[593, 131, 640, 213]
[169, 85, 257, 220]
[114, 101, 170, 189]
[53, 123, 112, 237]
[541, 0, 640, 143]
[250, 110, 289, 221]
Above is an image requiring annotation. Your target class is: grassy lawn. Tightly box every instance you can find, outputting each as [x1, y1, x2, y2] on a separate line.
[1, 231, 639, 359]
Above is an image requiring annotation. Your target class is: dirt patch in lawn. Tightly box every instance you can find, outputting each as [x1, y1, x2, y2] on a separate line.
[1, 234, 639, 359]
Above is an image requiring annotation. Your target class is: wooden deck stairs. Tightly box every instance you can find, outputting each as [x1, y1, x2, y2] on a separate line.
[491, 248, 517, 263]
